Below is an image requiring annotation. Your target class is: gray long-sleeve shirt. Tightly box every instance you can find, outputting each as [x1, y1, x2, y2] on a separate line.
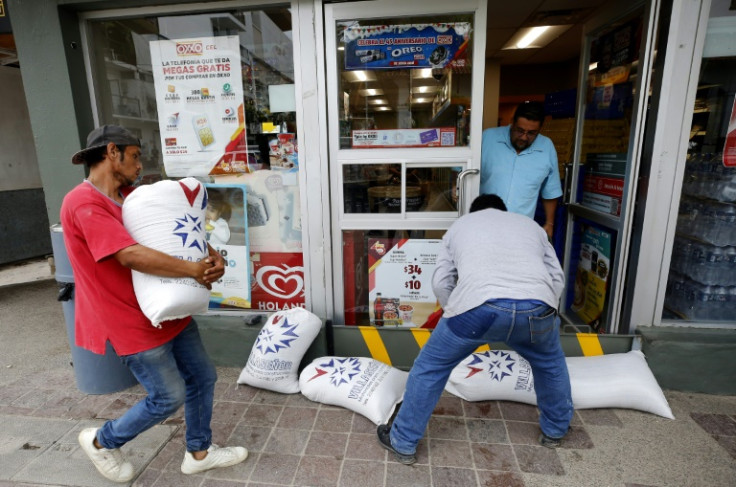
[432, 208, 565, 317]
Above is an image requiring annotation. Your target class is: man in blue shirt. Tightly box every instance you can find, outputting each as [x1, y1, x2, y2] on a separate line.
[480, 102, 562, 238]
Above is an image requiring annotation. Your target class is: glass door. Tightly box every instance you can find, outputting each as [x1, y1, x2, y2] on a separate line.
[324, 0, 487, 327]
[560, 1, 660, 333]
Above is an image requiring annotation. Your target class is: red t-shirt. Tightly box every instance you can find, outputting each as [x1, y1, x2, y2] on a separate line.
[60, 181, 190, 355]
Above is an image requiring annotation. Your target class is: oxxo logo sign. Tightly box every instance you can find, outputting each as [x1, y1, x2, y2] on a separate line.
[176, 41, 203, 56]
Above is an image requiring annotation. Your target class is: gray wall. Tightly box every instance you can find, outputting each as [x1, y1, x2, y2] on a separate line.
[7, 0, 87, 225]
[0, 65, 52, 263]
[0, 67, 42, 191]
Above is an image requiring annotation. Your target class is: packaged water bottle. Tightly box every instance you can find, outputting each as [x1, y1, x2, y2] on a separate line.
[701, 245, 723, 285]
[714, 203, 736, 246]
[725, 247, 736, 286]
[710, 285, 729, 320]
[692, 282, 713, 321]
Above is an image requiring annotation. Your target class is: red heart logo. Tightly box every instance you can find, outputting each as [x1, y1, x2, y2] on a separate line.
[255, 265, 304, 300]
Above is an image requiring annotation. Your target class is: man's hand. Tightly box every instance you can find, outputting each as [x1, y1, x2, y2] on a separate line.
[201, 245, 226, 286]
[543, 222, 554, 240]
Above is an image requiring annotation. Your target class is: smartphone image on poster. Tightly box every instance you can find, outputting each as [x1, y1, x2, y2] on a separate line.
[192, 114, 215, 150]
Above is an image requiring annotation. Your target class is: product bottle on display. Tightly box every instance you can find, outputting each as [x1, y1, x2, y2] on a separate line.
[374, 292, 384, 326]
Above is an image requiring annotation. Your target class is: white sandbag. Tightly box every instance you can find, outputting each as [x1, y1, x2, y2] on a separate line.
[122, 177, 210, 326]
[445, 350, 537, 406]
[445, 350, 674, 419]
[299, 356, 409, 425]
[566, 351, 674, 419]
[237, 308, 322, 393]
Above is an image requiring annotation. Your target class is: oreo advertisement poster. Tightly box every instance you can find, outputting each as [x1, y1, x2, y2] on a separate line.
[343, 23, 470, 70]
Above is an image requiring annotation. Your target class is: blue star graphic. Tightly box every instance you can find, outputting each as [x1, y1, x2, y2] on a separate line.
[255, 318, 300, 355]
[467, 350, 515, 382]
[317, 357, 362, 387]
[172, 213, 203, 248]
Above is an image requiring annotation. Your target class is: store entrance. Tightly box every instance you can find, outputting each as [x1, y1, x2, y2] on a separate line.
[323, 0, 488, 333]
[485, 0, 659, 335]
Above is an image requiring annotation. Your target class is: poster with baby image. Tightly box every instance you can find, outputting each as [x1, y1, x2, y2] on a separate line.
[204, 184, 251, 309]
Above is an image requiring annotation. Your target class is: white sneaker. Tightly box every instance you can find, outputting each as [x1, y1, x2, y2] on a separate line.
[181, 444, 248, 474]
[78, 427, 135, 483]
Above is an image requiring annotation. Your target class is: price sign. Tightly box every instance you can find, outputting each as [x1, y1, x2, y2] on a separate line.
[368, 238, 443, 327]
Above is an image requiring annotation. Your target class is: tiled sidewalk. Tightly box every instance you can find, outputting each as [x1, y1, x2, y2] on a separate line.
[3, 363, 735, 487]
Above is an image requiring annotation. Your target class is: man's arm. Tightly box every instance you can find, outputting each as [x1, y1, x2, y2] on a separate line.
[542, 239, 565, 306]
[114, 243, 225, 289]
[431, 241, 457, 308]
[542, 198, 557, 239]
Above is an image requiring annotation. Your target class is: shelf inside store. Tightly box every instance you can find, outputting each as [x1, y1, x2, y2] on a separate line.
[430, 97, 469, 126]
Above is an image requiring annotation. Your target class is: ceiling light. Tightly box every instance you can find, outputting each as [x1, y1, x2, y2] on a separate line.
[375, 106, 391, 111]
[501, 25, 572, 50]
[589, 62, 598, 71]
[344, 70, 377, 83]
[369, 99, 388, 105]
[412, 97, 431, 103]
[516, 26, 549, 48]
[412, 68, 433, 79]
[411, 86, 434, 94]
[359, 88, 384, 96]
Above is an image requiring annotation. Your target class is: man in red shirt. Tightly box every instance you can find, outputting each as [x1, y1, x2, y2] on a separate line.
[62, 125, 247, 482]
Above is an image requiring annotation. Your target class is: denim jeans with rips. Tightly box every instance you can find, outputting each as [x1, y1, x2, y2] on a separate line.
[390, 299, 573, 455]
[96, 319, 218, 452]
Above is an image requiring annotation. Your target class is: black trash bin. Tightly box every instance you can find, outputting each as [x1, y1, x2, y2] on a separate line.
[50, 224, 138, 394]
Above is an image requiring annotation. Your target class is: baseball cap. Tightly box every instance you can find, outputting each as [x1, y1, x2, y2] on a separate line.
[71, 125, 141, 165]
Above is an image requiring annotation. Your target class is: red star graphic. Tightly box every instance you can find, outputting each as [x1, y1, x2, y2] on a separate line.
[308, 367, 328, 382]
[465, 366, 483, 379]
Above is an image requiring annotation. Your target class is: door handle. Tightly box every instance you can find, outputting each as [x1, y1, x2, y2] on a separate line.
[456, 168, 479, 216]
[563, 163, 574, 205]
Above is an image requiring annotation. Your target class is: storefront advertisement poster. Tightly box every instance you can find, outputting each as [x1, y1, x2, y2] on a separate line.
[724, 98, 736, 168]
[150, 35, 248, 176]
[367, 238, 442, 327]
[352, 128, 455, 148]
[205, 184, 250, 309]
[582, 174, 623, 216]
[343, 23, 470, 70]
[213, 170, 302, 253]
[250, 252, 305, 312]
[268, 133, 299, 171]
[571, 225, 612, 329]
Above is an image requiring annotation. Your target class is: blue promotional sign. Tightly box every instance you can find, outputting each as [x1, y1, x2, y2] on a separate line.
[343, 23, 470, 70]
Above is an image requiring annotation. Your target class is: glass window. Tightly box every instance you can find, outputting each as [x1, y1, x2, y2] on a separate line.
[343, 229, 448, 327]
[576, 11, 643, 215]
[88, 8, 295, 182]
[335, 15, 474, 149]
[342, 163, 460, 214]
[663, 56, 736, 323]
[88, 7, 304, 312]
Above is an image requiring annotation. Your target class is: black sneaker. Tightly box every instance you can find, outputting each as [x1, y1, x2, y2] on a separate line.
[539, 433, 562, 448]
[376, 424, 416, 465]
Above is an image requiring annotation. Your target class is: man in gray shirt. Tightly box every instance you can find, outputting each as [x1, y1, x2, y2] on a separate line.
[377, 194, 573, 465]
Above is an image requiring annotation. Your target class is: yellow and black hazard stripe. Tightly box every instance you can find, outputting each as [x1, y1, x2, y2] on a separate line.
[331, 326, 635, 370]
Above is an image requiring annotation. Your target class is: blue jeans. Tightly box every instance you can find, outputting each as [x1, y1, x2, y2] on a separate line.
[390, 299, 573, 455]
[96, 319, 218, 452]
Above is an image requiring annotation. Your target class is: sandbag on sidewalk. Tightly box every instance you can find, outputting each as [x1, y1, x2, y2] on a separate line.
[237, 308, 322, 393]
[299, 356, 408, 425]
[445, 350, 674, 419]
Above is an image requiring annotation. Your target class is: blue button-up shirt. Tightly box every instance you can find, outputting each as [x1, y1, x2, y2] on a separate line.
[480, 125, 562, 219]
